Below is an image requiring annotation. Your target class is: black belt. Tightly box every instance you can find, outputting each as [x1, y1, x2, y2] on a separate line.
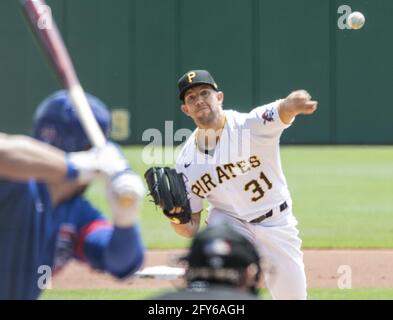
[249, 201, 288, 224]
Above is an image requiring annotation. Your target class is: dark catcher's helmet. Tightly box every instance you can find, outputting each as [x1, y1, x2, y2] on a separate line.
[181, 223, 261, 292]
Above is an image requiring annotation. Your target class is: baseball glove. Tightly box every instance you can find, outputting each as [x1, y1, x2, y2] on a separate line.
[144, 167, 192, 224]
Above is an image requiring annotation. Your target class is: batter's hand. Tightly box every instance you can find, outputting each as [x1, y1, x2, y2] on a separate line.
[96, 142, 129, 178]
[107, 170, 145, 227]
[66, 142, 130, 184]
[279, 90, 318, 124]
[66, 148, 100, 183]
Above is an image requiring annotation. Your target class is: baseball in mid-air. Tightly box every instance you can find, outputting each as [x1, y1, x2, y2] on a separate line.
[347, 11, 365, 30]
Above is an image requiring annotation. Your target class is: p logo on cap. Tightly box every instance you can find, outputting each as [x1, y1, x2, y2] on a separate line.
[178, 70, 219, 101]
[187, 72, 196, 83]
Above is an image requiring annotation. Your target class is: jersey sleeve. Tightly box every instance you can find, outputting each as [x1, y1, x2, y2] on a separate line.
[243, 100, 292, 140]
[81, 225, 144, 278]
[72, 198, 111, 261]
[175, 161, 204, 214]
[72, 198, 144, 278]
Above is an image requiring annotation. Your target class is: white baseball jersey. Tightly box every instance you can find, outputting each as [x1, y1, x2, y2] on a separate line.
[176, 100, 293, 222]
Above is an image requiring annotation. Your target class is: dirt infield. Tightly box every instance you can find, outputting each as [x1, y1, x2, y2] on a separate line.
[52, 250, 393, 290]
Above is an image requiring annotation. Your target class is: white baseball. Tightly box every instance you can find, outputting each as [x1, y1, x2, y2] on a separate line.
[347, 11, 365, 30]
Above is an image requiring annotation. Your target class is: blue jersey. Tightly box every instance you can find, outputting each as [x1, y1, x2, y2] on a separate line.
[0, 179, 143, 299]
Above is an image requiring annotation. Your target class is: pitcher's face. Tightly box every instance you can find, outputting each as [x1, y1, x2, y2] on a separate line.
[181, 85, 224, 127]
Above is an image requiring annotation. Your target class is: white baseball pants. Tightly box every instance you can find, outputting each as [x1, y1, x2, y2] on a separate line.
[207, 205, 307, 300]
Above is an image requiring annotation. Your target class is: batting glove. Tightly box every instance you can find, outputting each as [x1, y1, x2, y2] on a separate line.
[95, 142, 129, 178]
[96, 142, 146, 227]
[65, 148, 100, 183]
[107, 170, 146, 227]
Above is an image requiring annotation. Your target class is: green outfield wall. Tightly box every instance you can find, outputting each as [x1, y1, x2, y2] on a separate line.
[0, 0, 391, 144]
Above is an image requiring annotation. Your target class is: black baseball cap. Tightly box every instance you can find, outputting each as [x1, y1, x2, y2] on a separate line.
[178, 70, 218, 101]
[181, 224, 260, 270]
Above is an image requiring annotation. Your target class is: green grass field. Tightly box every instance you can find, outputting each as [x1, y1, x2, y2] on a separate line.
[69, 145, 393, 300]
[41, 288, 393, 300]
[86, 145, 393, 249]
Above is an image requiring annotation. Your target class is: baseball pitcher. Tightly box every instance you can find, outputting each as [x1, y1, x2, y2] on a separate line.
[145, 70, 317, 299]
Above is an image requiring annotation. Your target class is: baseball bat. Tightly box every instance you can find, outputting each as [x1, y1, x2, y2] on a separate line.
[20, 0, 106, 148]
[21, 0, 134, 207]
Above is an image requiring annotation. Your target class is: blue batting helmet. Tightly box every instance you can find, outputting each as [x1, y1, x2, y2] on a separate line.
[32, 90, 111, 152]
